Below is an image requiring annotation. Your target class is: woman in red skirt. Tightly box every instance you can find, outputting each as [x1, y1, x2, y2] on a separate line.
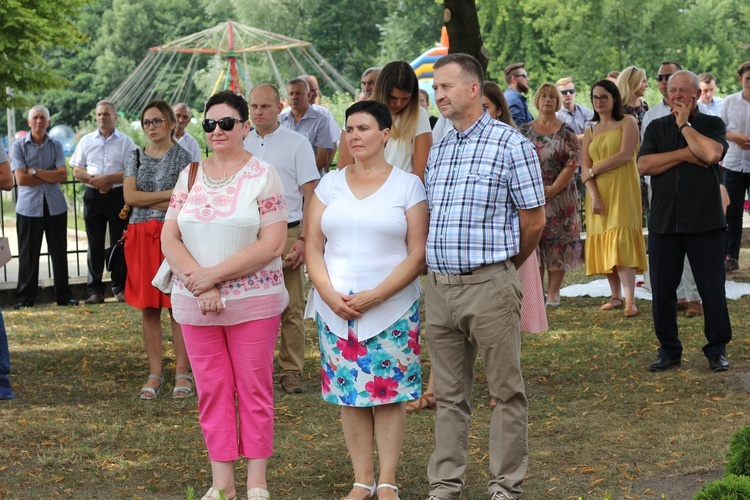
[123, 100, 193, 400]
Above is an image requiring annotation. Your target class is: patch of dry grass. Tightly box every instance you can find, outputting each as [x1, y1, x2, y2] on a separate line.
[1, 257, 750, 498]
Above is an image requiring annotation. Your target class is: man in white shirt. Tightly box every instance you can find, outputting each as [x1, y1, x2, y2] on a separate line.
[721, 61, 750, 273]
[70, 100, 135, 304]
[173, 103, 202, 162]
[699, 73, 724, 116]
[245, 84, 320, 394]
[280, 78, 335, 176]
[555, 77, 593, 140]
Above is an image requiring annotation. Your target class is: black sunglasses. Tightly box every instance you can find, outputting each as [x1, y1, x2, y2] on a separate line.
[560, 89, 576, 95]
[656, 74, 673, 83]
[202, 117, 246, 133]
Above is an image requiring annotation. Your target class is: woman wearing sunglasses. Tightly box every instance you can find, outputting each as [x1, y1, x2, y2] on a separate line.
[161, 90, 288, 500]
[123, 99, 193, 401]
[580, 81, 647, 317]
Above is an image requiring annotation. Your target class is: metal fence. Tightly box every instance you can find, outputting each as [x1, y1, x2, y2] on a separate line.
[0, 179, 88, 284]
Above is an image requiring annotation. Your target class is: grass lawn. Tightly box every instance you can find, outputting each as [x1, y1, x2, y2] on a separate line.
[1, 259, 749, 499]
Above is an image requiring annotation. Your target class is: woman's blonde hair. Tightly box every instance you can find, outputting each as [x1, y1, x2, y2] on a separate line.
[616, 66, 646, 107]
[532, 83, 563, 112]
[371, 61, 420, 141]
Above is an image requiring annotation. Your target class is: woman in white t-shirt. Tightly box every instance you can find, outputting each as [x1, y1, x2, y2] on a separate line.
[339, 61, 432, 182]
[306, 100, 428, 500]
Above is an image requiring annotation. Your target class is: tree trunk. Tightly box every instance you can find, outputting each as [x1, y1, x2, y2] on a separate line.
[443, 0, 489, 73]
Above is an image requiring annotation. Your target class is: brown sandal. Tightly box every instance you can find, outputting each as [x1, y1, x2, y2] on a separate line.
[624, 302, 639, 317]
[600, 298, 624, 311]
[405, 393, 436, 413]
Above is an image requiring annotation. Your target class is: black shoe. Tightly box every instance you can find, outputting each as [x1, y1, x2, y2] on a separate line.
[708, 355, 730, 372]
[725, 258, 739, 272]
[649, 356, 682, 372]
[57, 299, 79, 306]
[12, 302, 31, 310]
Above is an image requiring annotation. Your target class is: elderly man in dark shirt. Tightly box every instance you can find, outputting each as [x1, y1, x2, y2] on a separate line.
[638, 70, 732, 373]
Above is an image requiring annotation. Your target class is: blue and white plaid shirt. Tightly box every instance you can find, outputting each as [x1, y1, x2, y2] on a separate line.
[425, 111, 545, 275]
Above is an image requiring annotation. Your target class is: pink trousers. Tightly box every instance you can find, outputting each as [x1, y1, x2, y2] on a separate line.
[182, 316, 280, 462]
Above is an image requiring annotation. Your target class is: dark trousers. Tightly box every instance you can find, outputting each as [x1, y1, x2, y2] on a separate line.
[722, 169, 750, 260]
[84, 187, 128, 295]
[16, 200, 72, 305]
[649, 229, 732, 358]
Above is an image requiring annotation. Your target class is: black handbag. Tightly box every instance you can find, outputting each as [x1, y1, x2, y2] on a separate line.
[105, 235, 127, 286]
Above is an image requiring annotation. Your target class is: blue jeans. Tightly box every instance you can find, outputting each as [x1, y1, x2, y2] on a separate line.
[0, 311, 12, 399]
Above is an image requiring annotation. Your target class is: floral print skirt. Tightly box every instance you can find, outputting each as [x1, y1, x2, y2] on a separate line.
[317, 300, 421, 407]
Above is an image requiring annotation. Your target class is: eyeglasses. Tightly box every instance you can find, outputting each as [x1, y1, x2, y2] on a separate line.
[201, 117, 246, 133]
[591, 95, 610, 103]
[515, 73, 529, 79]
[142, 118, 165, 129]
[560, 89, 576, 95]
[656, 74, 673, 82]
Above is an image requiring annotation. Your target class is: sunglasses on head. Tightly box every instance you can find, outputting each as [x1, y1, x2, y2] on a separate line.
[656, 74, 673, 83]
[202, 117, 246, 133]
[560, 89, 576, 95]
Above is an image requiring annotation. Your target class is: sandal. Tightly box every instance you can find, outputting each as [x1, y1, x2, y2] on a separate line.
[624, 302, 639, 317]
[600, 298, 624, 311]
[405, 393, 436, 414]
[202, 487, 236, 500]
[139, 374, 163, 400]
[377, 483, 399, 500]
[344, 481, 376, 499]
[172, 374, 194, 399]
[247, 487, 270, 499]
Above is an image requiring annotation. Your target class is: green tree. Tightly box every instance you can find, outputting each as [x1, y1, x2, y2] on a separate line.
[377, 0, 443, 65]
[0, 0, 88, 108]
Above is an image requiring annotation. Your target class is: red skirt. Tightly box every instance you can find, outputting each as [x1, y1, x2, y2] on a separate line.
[124, 219, 172, 309]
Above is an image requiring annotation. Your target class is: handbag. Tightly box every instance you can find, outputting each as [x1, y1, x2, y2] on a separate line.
[0, 237, 11, 267]
[151, 161, 200, 294]
[105, 235, 127, 285]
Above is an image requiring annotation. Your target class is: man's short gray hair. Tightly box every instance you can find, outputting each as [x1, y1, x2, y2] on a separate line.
[172, 102, 190, 117]
[669, 70, 700, 91]
[361, 67, 382, 80]
[287, 78, 309, 92]
[28, 105, 50, 120]
[97, 100, 118, 114]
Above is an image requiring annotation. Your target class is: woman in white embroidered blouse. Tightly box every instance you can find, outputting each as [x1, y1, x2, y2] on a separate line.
[306, 100, 428, 500]
[161, 90, 288, 500]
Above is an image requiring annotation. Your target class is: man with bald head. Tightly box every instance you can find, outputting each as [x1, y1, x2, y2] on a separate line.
[300, 74, 341, 170]
[172, 103, 202, 162]
[245, 84, 320, 394]
[638, 70, 732, 373]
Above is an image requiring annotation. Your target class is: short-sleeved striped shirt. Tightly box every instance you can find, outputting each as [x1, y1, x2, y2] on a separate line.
[425, 111, 545, 275]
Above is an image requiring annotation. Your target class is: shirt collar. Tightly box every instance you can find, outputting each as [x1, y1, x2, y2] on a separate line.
[23, 132, 49, 145]
[96, 128, 121, 140]
[456, 110, 493, 142]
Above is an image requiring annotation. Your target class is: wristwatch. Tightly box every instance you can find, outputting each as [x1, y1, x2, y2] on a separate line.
[679, 122, 692, 132]
[31, 168, 37, 176]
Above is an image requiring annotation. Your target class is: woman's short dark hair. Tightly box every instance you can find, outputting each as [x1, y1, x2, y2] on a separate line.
[204, 90, 249, 121]
[591, 79, 625, 122]
[345, 100, 392, 131]
[141, 99, 177, 143]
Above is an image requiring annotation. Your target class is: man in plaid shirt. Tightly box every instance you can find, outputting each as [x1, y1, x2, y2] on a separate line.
[424, 53, 545, 500]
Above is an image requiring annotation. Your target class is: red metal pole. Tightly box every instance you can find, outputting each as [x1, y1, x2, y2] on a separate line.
[227, 22, 241, 94]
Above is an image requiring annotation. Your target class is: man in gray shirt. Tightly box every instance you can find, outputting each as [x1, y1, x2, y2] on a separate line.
[11, 105, 76, 308]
